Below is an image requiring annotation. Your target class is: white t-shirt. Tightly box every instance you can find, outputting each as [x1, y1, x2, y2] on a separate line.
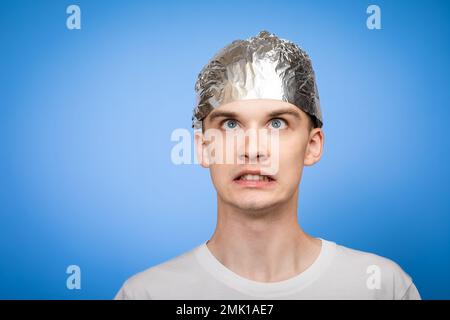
[114, 239, 421, 300]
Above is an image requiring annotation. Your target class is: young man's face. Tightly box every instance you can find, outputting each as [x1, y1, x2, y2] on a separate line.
[195, 99, 324, 213]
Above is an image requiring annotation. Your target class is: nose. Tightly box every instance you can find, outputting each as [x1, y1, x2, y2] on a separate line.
[238, 129, 270, 164]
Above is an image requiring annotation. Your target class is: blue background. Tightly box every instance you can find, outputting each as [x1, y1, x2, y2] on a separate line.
[1, 0, 449, 299]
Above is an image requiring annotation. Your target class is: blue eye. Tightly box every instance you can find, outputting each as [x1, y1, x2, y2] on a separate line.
[268, 118, 286, 130]
[222, 119, 239, 130]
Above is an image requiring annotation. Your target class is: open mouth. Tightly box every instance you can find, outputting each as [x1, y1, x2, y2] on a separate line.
[234, 174, 275, 182]
[233, 171, 276, 188]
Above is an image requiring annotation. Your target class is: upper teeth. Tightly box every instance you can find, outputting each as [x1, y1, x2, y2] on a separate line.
[239, 174, 270, 181]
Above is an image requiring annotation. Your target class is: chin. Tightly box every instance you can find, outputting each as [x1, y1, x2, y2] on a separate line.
[231, 196, 282, 213]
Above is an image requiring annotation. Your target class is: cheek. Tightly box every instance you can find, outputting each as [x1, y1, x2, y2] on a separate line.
[209, 166, 222, 186]
[276, 138, 307, 177]
[209, 165, 233, 189]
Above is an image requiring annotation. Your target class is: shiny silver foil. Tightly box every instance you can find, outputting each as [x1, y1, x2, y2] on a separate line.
[192, 30, 323, 129]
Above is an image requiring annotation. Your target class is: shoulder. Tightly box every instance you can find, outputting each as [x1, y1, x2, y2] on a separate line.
[114, 245, 202, 300]
[327, 240, 420, 299]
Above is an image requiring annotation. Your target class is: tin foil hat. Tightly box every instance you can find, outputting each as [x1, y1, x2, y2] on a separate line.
[192, 30, 323, 129]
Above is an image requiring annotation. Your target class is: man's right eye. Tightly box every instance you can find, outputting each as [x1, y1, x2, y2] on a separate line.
[222, 119, 240, 130]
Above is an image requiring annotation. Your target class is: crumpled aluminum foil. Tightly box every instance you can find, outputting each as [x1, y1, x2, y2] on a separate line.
[192, 30, 323, 129]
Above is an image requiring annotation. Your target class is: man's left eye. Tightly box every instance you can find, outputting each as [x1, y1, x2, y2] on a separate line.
[268, 118, 287, 130]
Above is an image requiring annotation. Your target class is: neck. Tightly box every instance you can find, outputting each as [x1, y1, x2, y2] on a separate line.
[206, 190, 321, 282]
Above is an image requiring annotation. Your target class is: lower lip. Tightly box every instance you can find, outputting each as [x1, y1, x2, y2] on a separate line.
[233, 178, 277, 188]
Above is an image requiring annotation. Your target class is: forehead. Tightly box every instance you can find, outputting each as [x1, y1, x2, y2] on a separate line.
[206, 98, 304, 119]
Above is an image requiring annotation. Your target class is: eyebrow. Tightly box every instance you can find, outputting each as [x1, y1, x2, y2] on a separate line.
[207, 107, 302, 123]
[267, 108, 302, 120]
[207, 110, 239, 123]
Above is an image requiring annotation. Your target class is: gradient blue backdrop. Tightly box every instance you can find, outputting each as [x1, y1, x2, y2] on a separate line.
[1, 0, 449, 299]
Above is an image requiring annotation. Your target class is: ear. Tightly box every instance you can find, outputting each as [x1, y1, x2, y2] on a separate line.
[304, 128, 324, 166]
[195, 130, 210, 168]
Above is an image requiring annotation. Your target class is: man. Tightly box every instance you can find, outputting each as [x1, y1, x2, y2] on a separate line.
[115, 30, 420, 299]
